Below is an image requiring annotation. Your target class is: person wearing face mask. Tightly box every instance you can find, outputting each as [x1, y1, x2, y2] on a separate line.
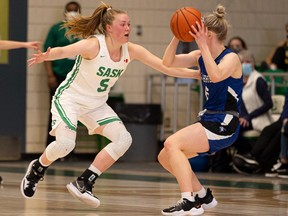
[231, 50, 274, 166]
[44, 1, 81, 151]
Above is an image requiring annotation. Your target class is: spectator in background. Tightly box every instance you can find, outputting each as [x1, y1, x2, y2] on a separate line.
[265, 22, 288, 71]
[233, 50, 274, 154]
[44, 1, 81, 149]
[265, 92, 288, 178]
[233, 92, 288, 175]
[227, 36, 247, 53]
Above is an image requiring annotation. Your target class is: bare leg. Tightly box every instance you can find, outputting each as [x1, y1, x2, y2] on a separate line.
[158, 123, 209, 192]
[91, 149, 116, 172]
[88, 122, 131, 173]
[159, 147, 203, 192]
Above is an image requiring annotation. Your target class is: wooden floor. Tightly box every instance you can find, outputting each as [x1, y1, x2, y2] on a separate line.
[0, 160, 288, 216]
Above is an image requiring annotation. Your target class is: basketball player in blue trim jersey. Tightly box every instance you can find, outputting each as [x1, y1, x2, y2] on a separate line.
[159, 5, 242, 215]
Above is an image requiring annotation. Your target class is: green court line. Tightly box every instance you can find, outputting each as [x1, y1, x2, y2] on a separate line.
[1, 166, 288, 191]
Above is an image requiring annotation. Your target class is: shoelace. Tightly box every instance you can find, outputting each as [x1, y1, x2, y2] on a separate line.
[168, 199, 187, 209]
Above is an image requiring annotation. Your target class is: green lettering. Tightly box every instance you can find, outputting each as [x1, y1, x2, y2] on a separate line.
[111, 69, 118, 77]
[116, 69, 124, 77]
[96, 66, 105, 76]
[97, 79, 109, 92]
[103, 68, 111, 77]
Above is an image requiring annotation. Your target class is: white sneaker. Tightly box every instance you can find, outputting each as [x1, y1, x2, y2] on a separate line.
[66, 179, 100, 208]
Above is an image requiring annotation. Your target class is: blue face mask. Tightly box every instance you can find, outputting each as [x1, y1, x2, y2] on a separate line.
[242, 63, 253, 76]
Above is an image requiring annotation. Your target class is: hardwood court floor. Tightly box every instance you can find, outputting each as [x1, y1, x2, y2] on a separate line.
[0, 160, 288, 215]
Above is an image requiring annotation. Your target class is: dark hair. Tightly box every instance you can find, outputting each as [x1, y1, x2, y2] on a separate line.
[65, 1, 81, 13]
[63, 2, 126, 39]
[227, 36, 247, 50]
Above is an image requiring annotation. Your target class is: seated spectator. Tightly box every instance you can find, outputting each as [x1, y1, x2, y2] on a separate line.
[233, 50, 274, 154]
[227, 36, 247, 53]
[233, 92, 288, 175]
[265, 95, 288, 178]
[265, 22, 288, 71]
[210, 50, 273, 173]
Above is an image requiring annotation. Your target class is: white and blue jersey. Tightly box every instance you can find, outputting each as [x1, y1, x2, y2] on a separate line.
[198, 48, 243, 154]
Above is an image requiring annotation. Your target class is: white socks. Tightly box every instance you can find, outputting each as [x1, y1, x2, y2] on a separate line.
[89, 164, 102, 176]
[193, 187, 206, 198]
[181, 192, 195, 202]
[181, 187, 207, 202]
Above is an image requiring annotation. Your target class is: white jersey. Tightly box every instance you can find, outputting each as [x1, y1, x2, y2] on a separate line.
[50, 34, 130, 133]
[53, 34, 130, 103]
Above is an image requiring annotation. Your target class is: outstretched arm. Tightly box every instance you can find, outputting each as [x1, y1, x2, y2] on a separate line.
[128, 42, 201, 79]
[0, 40, 40, 50]
[28, 37, 99, 67]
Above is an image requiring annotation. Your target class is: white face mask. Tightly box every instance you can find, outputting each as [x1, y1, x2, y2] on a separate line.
[66, 11, 79, 20]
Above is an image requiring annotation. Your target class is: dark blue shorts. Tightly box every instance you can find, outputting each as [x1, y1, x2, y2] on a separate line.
[197, 113, 240, 156]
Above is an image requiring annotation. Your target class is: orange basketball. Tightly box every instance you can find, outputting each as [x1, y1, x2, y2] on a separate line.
[170, 7, 202, 42]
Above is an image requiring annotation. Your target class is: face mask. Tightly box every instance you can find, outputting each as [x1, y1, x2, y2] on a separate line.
[242, 63, 253, 76]
[66, 11, 79, 20]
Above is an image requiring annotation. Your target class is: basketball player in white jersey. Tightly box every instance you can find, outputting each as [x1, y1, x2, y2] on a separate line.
[21, 1, 198, 209]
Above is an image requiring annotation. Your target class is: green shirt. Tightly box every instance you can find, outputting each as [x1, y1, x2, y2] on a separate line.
[44, 21, 79, 77]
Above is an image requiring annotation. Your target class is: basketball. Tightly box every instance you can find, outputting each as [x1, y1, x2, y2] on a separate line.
[170, 7, 202, 42]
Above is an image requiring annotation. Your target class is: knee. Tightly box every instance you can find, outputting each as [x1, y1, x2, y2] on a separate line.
[104, 130, 132, 160]
[163, 137, 176, 151]
[157, 149, 166, 164]
[118, 130, 132, 154]
[46, 137, 76, 161]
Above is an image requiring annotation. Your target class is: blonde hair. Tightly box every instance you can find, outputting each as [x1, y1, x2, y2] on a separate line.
[204, 4, 229, 42]
[63, 1, 127, 38]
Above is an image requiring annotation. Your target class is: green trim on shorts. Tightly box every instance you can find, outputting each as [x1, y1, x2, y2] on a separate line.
[97, 116, 122, 126]
[53, 55, 82, 131]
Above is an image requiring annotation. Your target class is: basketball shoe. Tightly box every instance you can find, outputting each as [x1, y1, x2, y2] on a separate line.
[21, 159, 44, 198]
[278, 169, 288, 178]
[66, 179, 100, 208]
[265, 160, 288, 177]
[161, 196, 204, 215]
[197, 188, 218, 210]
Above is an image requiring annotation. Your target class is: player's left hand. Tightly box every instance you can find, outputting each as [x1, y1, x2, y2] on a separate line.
[27, 47, 51, 67]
